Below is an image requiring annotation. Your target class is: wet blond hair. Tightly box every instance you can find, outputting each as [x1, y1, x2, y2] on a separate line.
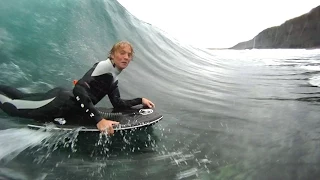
[108, 41, 134, 60]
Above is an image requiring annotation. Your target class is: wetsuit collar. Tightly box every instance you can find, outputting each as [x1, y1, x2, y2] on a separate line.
[108, 58, 121, 77]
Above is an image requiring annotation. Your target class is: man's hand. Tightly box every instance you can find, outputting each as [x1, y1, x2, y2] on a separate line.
[142, 98, 155, 108]
[96, 119, 119, 135]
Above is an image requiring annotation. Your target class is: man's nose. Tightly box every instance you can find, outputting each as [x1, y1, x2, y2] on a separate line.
[124, 53, 129, 60]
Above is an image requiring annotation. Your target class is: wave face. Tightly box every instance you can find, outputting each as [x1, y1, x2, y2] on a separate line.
[1, 0, 320, 179]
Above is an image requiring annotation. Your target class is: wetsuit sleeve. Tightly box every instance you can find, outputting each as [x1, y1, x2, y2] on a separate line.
[108, 81, 142, 109]
[73, 84, 103, 123]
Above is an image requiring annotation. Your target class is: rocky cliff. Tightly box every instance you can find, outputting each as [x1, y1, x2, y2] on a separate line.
[231, 5, 320, 49]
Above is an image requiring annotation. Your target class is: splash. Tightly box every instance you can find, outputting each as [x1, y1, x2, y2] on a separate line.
[0, 123, 84, 164]
[309, 75, 320, 87]
[0, 128, 53, 162]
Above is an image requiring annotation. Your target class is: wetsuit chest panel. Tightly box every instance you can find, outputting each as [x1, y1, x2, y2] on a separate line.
[79, 59, 120, 104]
[87, 74, 114, 103]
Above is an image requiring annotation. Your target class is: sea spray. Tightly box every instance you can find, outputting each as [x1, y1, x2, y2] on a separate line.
[0, 128, 53, 162]
[32, 124, 83, 163]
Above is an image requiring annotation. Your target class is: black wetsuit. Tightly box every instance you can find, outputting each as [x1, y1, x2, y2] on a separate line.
[0, 59, 142, 124]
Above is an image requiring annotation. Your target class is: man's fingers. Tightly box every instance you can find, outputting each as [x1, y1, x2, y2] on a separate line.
[102, 127, 114, 135]
[97, 119, 119, 135]
[109, 127, 114, 135]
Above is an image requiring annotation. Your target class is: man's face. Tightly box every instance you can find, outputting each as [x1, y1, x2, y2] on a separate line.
[111, 44, 133, 70]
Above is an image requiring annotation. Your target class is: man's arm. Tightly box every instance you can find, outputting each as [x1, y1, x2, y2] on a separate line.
[73, 84, 103, 123]
[108, 81, 142, 109]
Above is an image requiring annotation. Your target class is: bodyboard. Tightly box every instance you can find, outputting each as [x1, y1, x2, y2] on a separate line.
[27, 106, 163, 132]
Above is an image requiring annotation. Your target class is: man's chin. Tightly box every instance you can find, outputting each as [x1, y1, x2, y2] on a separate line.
[119, 65, 127, 70]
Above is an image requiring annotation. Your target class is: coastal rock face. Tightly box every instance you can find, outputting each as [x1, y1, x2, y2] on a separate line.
[231, 5, 320, 49]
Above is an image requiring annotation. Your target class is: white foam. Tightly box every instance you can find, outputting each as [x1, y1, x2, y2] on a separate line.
[299, 65, 320, 71]
[176, 167, 198, 179]
[0, 128, 53, 162]
[309, 75, 320, 87]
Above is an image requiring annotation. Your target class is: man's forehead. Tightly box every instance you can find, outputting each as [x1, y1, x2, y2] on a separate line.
[117, 44, 132, 53]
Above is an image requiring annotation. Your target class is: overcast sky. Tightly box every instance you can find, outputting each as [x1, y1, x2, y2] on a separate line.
[117, 0, 319, 48]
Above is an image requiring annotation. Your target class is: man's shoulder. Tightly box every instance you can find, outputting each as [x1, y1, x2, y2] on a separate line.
[91, 60, 114, 77]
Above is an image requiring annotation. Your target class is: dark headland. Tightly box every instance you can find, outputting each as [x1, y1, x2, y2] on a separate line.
[230, 5, 320, 50]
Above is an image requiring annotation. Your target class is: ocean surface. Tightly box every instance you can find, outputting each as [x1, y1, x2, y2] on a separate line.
[1, 0, 320, 179]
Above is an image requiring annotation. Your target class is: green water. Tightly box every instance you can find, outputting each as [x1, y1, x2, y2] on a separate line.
[1, 0, 320, 179]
